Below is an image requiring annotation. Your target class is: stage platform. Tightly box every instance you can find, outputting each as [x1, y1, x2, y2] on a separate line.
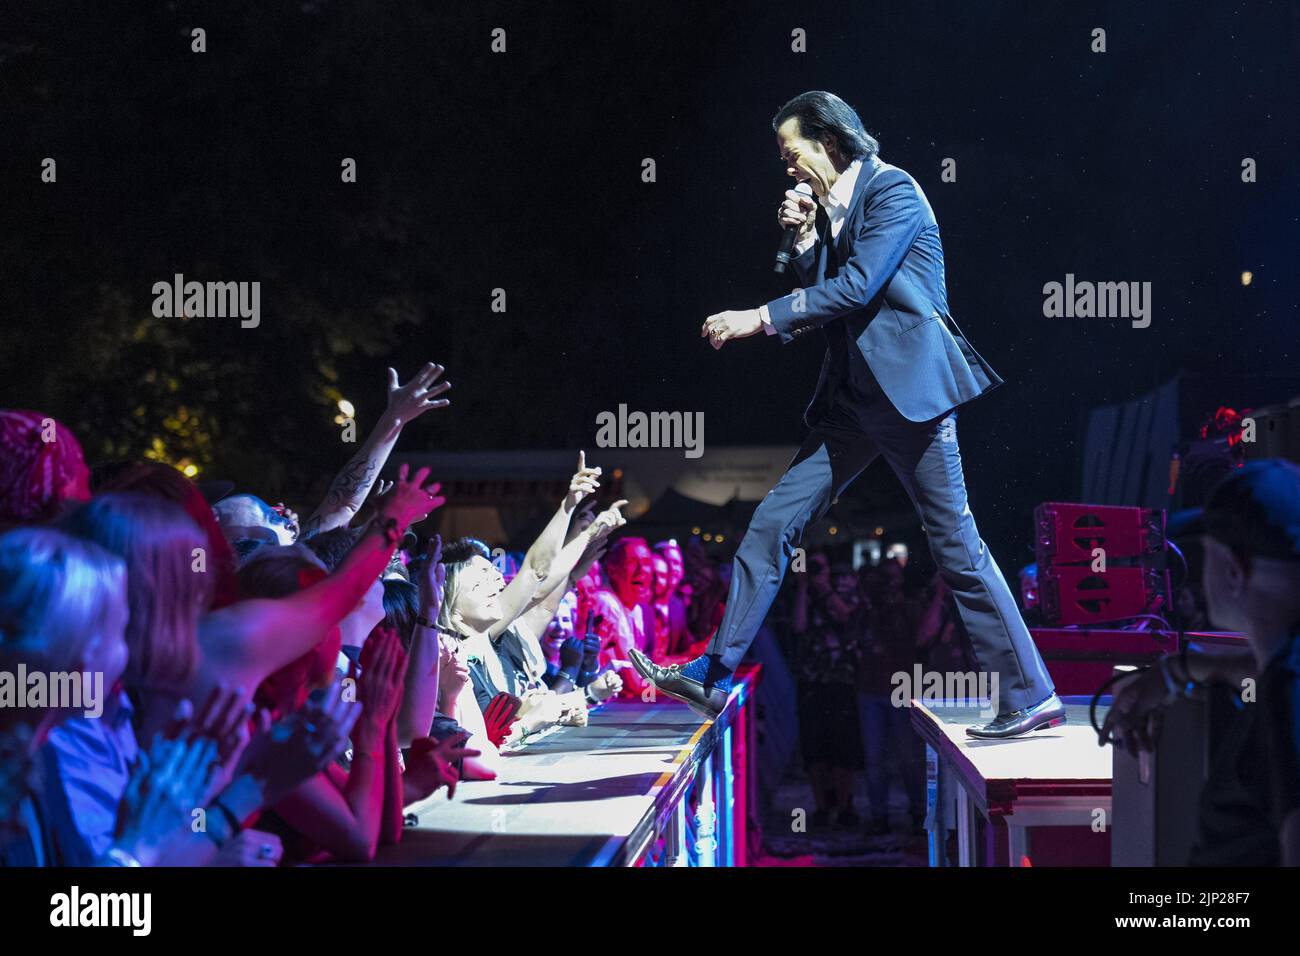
[373, 666, 760, 866]
[911, 697, 1112, 867]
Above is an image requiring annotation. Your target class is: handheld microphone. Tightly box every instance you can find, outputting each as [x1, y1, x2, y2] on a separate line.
[773, 181, 815, 274]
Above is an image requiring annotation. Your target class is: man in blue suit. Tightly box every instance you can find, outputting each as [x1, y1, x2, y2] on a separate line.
[631, 91, 1063, 737]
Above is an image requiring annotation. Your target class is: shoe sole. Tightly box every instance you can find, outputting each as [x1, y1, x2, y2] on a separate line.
[630, 655, 721, 721]
[967, 713, 1067, 740]
[656, 684, 721, 721]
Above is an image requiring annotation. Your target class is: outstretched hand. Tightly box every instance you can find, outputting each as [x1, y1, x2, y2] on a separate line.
[564, 451, 602, 513]
[701, 309, 764, 350]
[406, 732, 484, 801]
[385, 362, 452, 427]
[588, 499, 630, 539]
[377, 463, 447, 532]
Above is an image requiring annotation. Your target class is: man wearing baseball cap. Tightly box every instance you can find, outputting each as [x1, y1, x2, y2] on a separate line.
[1102, 459, 1300, 865]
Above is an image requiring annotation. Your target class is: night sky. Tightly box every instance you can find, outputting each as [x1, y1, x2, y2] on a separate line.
[2, 0, 1297, 559]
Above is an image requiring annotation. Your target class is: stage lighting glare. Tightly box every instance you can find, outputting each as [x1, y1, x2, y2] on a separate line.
[337, 398, 356, 417]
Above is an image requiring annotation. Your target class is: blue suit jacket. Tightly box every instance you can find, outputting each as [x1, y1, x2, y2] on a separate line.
[765, 156, 1002, 425]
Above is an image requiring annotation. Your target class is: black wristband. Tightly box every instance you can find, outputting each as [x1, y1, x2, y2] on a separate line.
[202, 799, 240, 846]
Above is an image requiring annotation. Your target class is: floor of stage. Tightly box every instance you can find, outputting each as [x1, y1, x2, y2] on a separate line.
[915, 698, 1111, 790]
[373, 697, 714, 867]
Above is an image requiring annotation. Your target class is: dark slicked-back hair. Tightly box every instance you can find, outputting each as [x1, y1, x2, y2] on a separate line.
[773, 91, 878, 162]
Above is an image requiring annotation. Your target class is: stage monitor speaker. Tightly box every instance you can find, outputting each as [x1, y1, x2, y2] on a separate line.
[1034, 501, 1166, 567]
[1039, 564, 1172, 628]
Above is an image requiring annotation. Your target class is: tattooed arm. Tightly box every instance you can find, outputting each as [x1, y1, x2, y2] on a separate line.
[201, 467, 446, 686]
[300, 362, 451, 539]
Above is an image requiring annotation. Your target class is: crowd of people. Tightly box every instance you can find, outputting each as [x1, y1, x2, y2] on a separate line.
[0, 363, 646, 866]
[2, 359, 848, 867]
[4, 359, 1299, 868]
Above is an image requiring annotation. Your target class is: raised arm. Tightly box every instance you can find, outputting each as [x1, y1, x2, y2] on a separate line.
[396, 535, 445, 746]
[515, 576, 570, 650]
[300, 362, 451, 539]
[202, 466, 445, 685]
[440, 646, 504, 780]
[487, 452, 602, 639]
[272, 627, 408, 862]
[513, 504, 604, 644]
[494, 500, 627, 640]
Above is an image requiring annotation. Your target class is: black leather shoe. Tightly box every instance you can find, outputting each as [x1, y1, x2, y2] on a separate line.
[628, 648, 727, 719]
[965, 694, 1066, 739]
